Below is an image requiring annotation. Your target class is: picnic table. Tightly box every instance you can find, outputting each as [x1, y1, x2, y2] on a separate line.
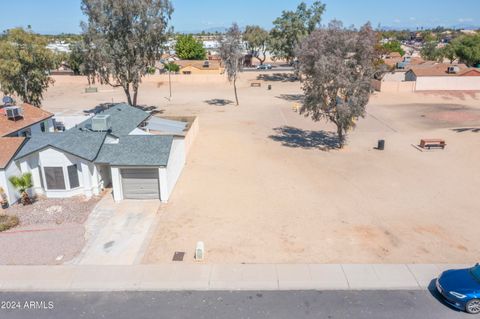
[420, 139, 446, 150]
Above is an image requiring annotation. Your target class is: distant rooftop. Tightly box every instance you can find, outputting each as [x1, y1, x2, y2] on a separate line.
[176, 60, 222, 70]
[409, 63, 480, 77]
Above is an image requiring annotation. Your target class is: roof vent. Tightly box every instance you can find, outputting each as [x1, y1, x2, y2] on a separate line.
[4, 106, 23, 121]
[447, 66, 460, 74]
[91, 114, 112, 132]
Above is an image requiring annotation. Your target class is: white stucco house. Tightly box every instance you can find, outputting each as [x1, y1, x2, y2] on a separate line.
[1, 104, 55, 205]
[0, 137, 26, 205]
[1, 103, 190, 204]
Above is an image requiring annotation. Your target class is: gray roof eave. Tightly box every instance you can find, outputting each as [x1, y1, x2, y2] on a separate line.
[15, 144, 96, 162]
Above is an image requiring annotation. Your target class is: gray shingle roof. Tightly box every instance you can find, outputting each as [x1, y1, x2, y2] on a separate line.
[78, 103, 150, 136]
[95, 135, 173, 166]
[15, 104, 175, 167]
[15, 130, 107, 161]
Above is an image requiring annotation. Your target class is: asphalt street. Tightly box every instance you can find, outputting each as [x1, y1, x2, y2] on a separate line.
[0, 290, 472, 319]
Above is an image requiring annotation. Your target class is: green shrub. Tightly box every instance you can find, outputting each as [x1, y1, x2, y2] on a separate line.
[164, 62, 180, 72]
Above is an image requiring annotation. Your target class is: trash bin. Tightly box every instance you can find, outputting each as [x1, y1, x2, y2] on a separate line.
[268, 85, 272, 90]
[377, 139, 385, 150]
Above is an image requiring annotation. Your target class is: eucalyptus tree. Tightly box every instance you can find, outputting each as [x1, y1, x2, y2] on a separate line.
[269, 1, 325, 63]
[81, 0, 173, 106]
[296, 21, 377, 148]
[243, 25, 269, 65]
[0, 28, 56, 106]
[452, 34, 480, 66]
[219, 23, 244, 106]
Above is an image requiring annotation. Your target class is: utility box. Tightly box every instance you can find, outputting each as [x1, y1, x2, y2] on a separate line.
[85, 87, 98, 93]
[195, 241, 205, 261]
[377, 139, 385, 150]
[91, 115, 112, 132]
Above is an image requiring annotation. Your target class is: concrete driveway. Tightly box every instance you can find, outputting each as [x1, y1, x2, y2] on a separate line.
[72, 194, 160, 265]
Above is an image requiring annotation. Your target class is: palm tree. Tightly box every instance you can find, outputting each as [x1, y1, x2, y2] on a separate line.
[9, 173, 33, 205]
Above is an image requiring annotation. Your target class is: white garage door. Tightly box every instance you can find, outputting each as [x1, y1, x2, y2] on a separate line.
[121, 168, 160, 199]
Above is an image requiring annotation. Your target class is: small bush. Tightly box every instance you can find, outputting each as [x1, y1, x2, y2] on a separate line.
[0, 215, 19, 232]
[164, 62, 180, 72]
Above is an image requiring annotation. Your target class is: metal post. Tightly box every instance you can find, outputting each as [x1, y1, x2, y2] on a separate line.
[168, 70, 172, 100]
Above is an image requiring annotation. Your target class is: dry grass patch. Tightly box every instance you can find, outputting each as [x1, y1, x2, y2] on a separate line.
[0, 215, 19, 232]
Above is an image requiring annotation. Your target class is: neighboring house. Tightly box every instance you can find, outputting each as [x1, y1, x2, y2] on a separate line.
[372, 71, 416, 93]
[383, 55, 423, 70]
[11, 104, 190, 203]
[0, 104, 55, 204]
[0, 103, 55, 137]
[405, 63, 480, 91]
[50, 62, 75, 76]
[0, 137, 26, 205]
[176, 60, 223, 75]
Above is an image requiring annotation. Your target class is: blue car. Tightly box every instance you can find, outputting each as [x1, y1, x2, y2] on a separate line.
[436, 264, 480, 314]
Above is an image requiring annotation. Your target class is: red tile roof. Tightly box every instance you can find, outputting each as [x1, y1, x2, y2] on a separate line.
[0, 137, 25, 169]
[0, 103, 53, 137]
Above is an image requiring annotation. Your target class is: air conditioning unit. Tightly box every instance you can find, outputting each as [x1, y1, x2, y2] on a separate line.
[195, 241, 205, 261]
[91, 114, 112, 132]
[447, 66, 460, 74]
[4, 106, 23, 120]
[203, 60, 210, 68]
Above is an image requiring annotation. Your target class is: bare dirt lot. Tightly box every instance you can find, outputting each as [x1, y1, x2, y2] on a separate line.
[41, 73, 480, 264]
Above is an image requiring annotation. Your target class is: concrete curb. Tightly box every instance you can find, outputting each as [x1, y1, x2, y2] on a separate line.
[0, 264, 470, 292]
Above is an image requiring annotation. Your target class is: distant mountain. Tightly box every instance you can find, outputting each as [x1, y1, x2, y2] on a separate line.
[451, 24, 479, 30]
[380, 24, 480, 31]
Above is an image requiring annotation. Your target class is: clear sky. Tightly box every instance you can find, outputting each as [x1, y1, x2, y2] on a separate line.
[1, 0, 479, 34]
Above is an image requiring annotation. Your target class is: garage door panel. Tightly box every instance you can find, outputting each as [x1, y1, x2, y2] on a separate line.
[121, 168, 160, 199]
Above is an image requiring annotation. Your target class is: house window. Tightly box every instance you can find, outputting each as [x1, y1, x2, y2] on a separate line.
[40, 121, 47, 132]
[67, 165, 80, 189]
[44, 167, 66, 190]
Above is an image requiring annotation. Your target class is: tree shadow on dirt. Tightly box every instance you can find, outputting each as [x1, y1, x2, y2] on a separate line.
[83, 103, 114, 114]
[418, 91, 480, 101]
[135, 105, 164, 115]
[82, 103, 164, 115]
[269, 126, 340, 151]
[451, 127, 480, 133]
[276, 94, 304, 102]
[204, 99, 234, 106]
[257, 73, 298, 82]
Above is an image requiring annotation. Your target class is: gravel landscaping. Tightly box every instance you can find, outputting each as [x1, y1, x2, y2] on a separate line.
[4, 196, 101, 227]
[0, 195, 102, 265]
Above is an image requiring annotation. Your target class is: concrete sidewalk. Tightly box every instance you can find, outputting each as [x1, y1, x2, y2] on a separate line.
[0, 264, 470, 292]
